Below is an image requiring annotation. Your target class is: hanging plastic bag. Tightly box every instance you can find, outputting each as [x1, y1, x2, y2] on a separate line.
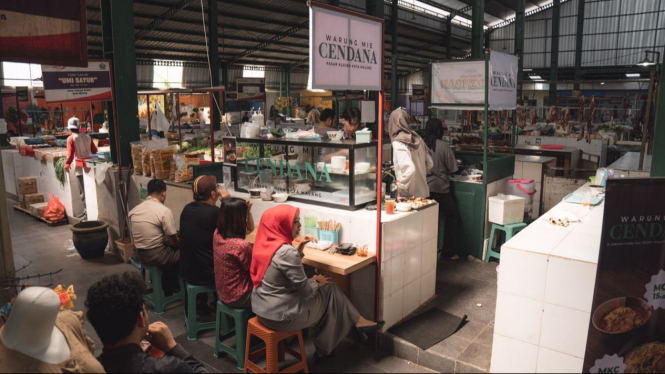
[142, 138, 168, 177]
[44, 193, 66, 222]
[95, 162, 113, 185]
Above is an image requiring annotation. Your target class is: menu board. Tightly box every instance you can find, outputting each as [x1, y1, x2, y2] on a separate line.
[584, 178, 665, 373]
[236, 78, 265, 101]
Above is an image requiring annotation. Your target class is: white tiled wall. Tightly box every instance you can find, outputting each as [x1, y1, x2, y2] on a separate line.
[490, 185, 603, 373]
[379, 207, 439, 332]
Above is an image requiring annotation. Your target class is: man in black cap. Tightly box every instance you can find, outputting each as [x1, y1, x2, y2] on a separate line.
[179, 176, 232, 316]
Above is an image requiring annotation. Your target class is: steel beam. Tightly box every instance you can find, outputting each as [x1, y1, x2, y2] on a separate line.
[110, 0, 140, 167]
[209, 0, 220, 130]
[549, 0, 560, 105]
[574, 0, 585, 89]
[391, 0, 399, 110]
[101, 0, 117, 164]
[367, 0, 384, 132]
[135, 0, 197, 41]
[227, 22, 308, 64]
[472, 0, 485, 58]
[515, 0, 525, 99]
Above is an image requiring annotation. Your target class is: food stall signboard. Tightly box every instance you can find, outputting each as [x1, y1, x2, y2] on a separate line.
[488, 51, 518, 111]
[42, 61, 112, 103]
[225, 91, 238, 102]
[222, 137, 238, 167]
[431, 61, 485, 106]
[412, 84, 426, 102]
[309, 2, 383, 91]
[583, 178, 665, 373]
[236, 79, 266, 101]
[16, 87, 29, 102]
[0, 0, 88, 67]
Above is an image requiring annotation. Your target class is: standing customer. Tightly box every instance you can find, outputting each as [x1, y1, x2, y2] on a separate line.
[129, 179, 181, 295]
[390, 109, 433, 198]
[214, 198, 255, 309]
[425, 119, 460, 260]
[251, 205, 384, 364]
[64, 117, 97, 219]
[179, 176, 231, 316]
[88, 273, 208, 373]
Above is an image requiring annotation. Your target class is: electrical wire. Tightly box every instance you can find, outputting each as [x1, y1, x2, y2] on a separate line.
[200, 0, 232, 136]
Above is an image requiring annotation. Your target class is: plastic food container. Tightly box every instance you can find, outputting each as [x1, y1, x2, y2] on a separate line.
[507, 179, 536, 209]
[488, 195, 526, 225]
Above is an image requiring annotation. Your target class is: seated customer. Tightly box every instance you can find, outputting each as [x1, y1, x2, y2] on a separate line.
[214, 198, 255, 309]
[251, 205, 384, 364]
[129, 179, 180, 295]
[179, 176, 231, 316]
[313, 109, 338, 139]
[88, 273, 207, 373]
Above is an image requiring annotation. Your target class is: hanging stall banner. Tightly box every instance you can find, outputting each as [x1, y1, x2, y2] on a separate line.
[431, 61, 485, 105]
[237, 78, 266, 101]
[42, 61, 112, 103]
[346, 90, 365, 101]
[488, 51, 518, 110]
[412, 84, 426, 102]
[0, 0, 87, 67]
[333, 91, 347, 101]
[583, 178, 665, 373]
[309, 2, 383, 91]
[16, 87, 29, 102]
[225, 91, 238, 102]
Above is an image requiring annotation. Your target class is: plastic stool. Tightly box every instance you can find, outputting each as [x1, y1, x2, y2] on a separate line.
[184, 284, 217, 341]
[486, 223, 528, 262]
[129, 256, 146, 281]
[215, 301, 255, 370]
[142, 263, 185, 315]
[244, 317, 308, 374]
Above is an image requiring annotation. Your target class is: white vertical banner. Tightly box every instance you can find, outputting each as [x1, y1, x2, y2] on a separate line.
[309, 3, 383, 91]
[489, 51, 519, 111]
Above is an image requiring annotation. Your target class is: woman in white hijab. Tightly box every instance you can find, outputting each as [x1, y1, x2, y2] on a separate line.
[389, 109, 433, 198]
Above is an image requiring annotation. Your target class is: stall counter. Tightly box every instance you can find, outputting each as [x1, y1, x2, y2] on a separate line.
[129, 174, 439, 332]
[490, 184, 603, 373]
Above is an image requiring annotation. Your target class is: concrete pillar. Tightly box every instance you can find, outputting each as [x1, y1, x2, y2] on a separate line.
[208, 0, 220, 130]
[109, 0, 140, 167]
[472, 0, 484, 58]
[549, 0, 560, 105]
[574, 0, 585, 90]
[366, 0, 384, 134]
[221, 63, 228, 112]
[651, 53, 665, 177]
[0, 59, 16, 305]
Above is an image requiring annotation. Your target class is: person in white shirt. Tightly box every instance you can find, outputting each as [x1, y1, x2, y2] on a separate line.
[64, 117, 97, 219]
[389, 109, 433, 198]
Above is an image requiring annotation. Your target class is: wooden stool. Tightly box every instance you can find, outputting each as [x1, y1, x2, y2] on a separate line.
[184, 283, 216, 341]
[244, 317, 308, 374]
[486, 223, 528, 262]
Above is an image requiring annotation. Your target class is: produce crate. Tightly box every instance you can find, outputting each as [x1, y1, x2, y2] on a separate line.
[13, 205, 69, 227]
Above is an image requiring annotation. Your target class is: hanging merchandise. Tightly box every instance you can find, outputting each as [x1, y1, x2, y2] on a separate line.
[151, 104, 171, 133]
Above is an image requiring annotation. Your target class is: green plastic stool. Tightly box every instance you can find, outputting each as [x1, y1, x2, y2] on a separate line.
[486, 223, 528, 262]
[129, 256, 146, 282]
[215, 300, 254, 371]
[142, 263, 185, 315]
[184, 283, 217, 341]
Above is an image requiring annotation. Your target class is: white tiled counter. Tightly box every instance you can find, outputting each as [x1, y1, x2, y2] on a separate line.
[491, 184, 603, 373]
[129, 175, 438, 331]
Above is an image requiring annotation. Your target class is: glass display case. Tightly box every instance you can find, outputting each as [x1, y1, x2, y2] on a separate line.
[233, 138, 378, 211]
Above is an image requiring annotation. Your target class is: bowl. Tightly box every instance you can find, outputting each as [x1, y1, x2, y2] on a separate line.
[328, 131, 343, 141]
[396, 203, 412, 212]
[248, 188, 262, 199]
[260, 189, 274, 201]
[331, 156, 347, 170]
[592, 297, 652, 336]
[273, 193, 289, 203]
[356, 162, 371, 173]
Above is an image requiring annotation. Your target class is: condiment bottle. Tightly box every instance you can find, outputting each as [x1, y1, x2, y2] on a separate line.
[390, 180, 400, 200]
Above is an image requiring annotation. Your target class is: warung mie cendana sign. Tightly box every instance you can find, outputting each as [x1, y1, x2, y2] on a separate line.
[309, 2, 383, 91]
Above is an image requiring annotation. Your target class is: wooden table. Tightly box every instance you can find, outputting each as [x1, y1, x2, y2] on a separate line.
[247, 230, 376, 276]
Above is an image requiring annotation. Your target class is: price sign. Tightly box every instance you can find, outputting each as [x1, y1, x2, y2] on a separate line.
[646, 270, 665, 308]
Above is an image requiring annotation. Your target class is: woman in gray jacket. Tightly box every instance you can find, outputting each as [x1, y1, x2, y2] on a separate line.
[250, 205, 384, 364]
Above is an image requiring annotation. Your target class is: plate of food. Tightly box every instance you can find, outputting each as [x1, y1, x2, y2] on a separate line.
[397, 197, 437, 210]
[592, 297, 651, 336]
[542, 211, 580, 228]
[619, 333, 665, 373]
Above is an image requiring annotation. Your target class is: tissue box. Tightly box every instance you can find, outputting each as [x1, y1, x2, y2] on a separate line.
[356, 131, 372, 144]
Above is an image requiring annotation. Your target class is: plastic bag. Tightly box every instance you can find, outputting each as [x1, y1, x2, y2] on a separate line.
[141, 139, 168, 177]
[44, 193, 66, 222]
[95, 162, 112, 185]
[151, 146, 176, 180]
[174, 154, 199, 183]
[131, 141, 145, 175]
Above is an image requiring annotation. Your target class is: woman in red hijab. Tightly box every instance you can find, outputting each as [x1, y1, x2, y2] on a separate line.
[250, 205, 384, 365]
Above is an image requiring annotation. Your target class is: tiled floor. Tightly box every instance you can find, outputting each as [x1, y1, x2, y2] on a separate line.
[4, 199, 434, 373]
[381, 259, 499, 373]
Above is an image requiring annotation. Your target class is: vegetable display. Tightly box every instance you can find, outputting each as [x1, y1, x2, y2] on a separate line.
[55, 157, 66, 187]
